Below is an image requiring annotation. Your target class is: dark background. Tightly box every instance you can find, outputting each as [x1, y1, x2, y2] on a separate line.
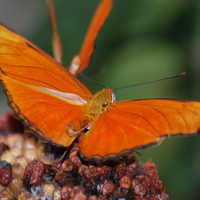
[0, 1, 200, 199]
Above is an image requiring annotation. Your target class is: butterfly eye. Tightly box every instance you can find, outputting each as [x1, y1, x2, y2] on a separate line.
[111, 92, 117, 103]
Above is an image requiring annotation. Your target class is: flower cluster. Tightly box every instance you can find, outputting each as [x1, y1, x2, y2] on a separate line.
[0, 113, 169, 200]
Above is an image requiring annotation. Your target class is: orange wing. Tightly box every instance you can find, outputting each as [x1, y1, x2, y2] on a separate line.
[78, 99, 200, 162]
[69, 0, 113, 75]
[0, 24, 92, 99]
[0, 24, 92, 146]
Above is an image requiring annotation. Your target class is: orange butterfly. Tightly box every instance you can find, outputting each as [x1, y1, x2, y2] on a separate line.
[0, 0, 200, 163]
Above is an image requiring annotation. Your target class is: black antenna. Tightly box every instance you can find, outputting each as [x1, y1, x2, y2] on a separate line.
[114, 72, 186, 91]
[79, 72, 107, 89]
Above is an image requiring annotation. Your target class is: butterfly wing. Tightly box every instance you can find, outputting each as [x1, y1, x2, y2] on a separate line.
[74, 0, 113, 74]
[78, 99, 200, 162]
[0, 24, 92, 98]
[0, 24, 92, 146]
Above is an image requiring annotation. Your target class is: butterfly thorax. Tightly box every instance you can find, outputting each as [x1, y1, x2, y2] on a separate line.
[85, 88, 116, 116]
[67, 88, 116, 137]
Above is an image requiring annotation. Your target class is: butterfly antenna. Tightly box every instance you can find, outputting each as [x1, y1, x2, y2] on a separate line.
[79, 72, 107, 89]
[114, 72, 186, 91]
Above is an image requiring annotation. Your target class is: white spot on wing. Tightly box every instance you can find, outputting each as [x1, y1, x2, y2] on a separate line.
[43, 88, 86, 105]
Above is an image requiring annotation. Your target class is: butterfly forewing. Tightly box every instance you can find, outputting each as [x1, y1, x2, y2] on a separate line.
[78, 99, 200, 162]
[78, 0, 113, 73]
[0, 24, 94, 147]
[0, 25, 92, 99]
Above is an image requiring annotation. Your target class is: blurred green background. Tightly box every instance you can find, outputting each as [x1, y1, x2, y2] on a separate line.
[0, 0, 200, 199]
